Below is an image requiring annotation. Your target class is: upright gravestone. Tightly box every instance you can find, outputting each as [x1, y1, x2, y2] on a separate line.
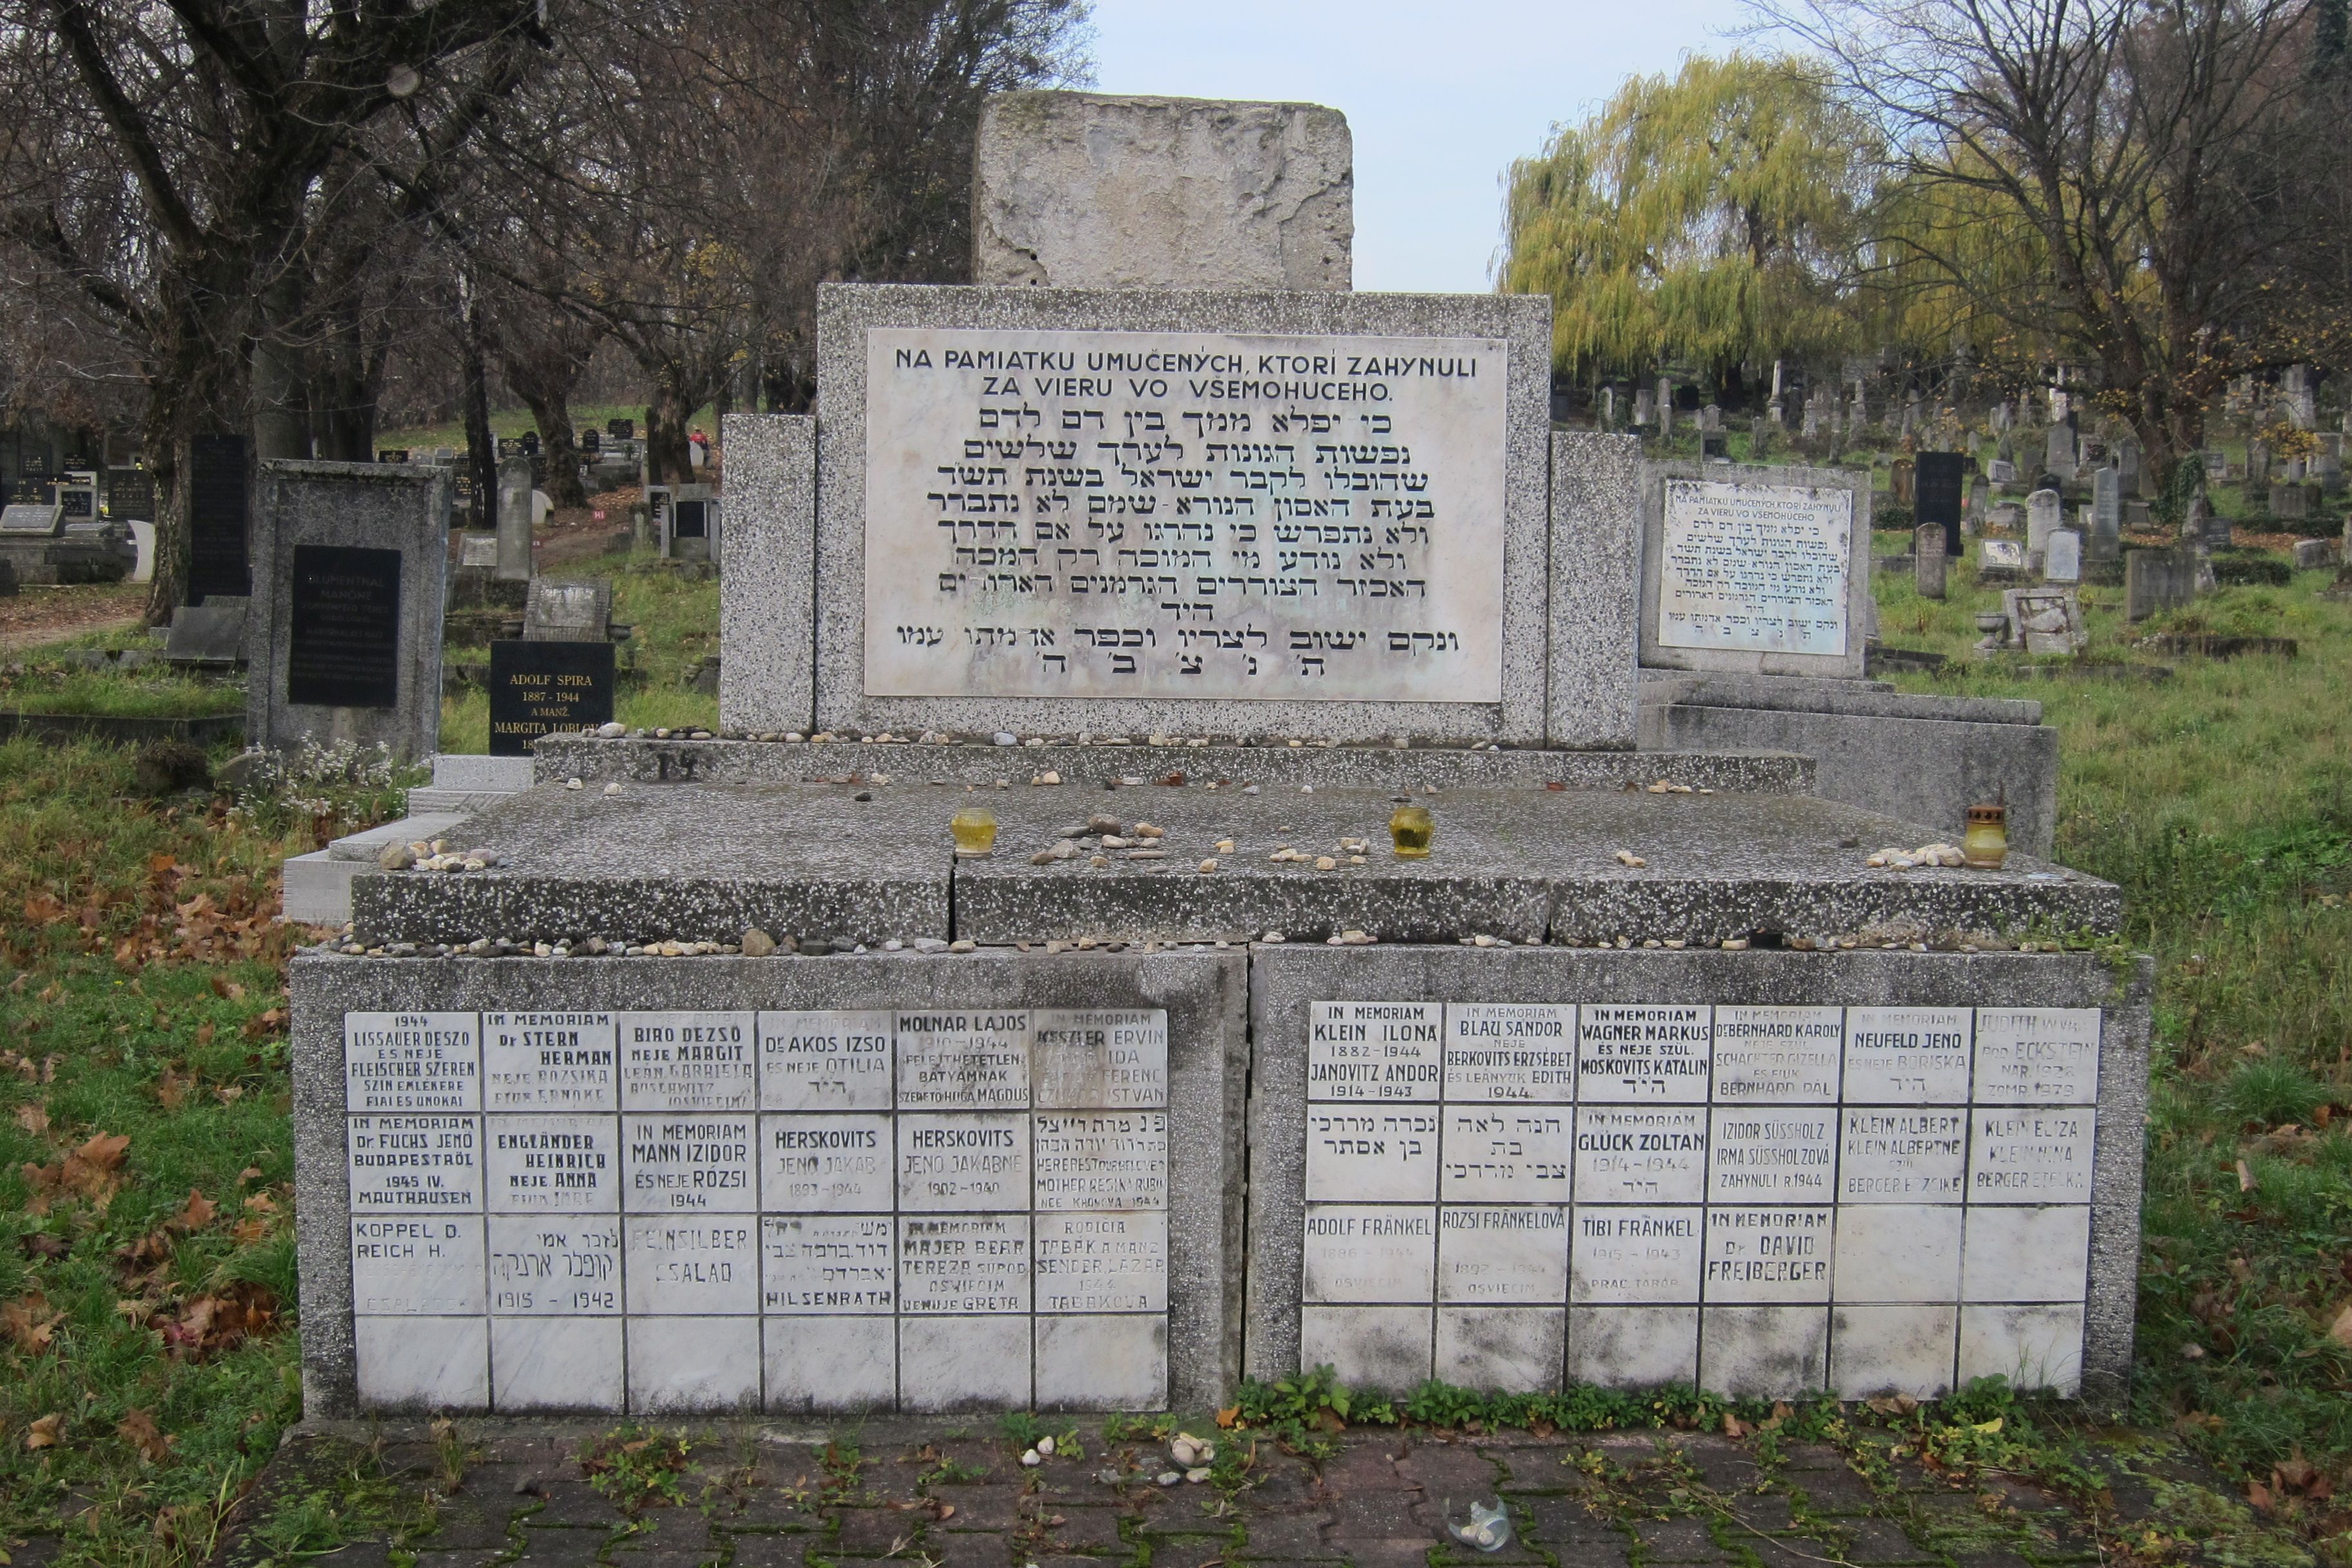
[495, 456, 533, 583]
[2089, 468, 2121, 561]
[489, 640, 616, 756]
[2026, 489, 2062, 567]
[246, 460, 449, 760]
[1638, 462, 1872, 680]
[2271, 483, 2309, 522]
[2247, 441, 2269, 487]
[2044, 529, 2082, 585]
[1634, 387, 1656, 428]
[523, 578, 612, 642]
[2117, 440, 2142, 498]
[188, 434, 252, 602]
[1890, 456, 1914, 505]
[1914, 522, 1948, 600]
[2044, 426, 2077, 484]
[1657, 378, 1674, 437]
[1915, 451, 1965, 556]
[2126, 547, 2198, 621]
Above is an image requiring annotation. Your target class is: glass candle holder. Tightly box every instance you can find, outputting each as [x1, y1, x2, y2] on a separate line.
[949, 807, 997, 858]
[1389, 803, 1434, 859]
[1962, 804, 2009, 870]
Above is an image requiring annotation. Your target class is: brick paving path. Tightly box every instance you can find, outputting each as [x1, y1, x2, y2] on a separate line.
[174, 1418, 2228, 1568]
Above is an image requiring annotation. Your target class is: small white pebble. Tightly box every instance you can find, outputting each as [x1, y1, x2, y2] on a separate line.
[1021, 1449, 1042, 1467]
[1036, 1435, 1054, 1456]
[565, 778, 583, 790]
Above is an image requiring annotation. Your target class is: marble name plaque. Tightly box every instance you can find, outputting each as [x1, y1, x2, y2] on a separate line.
[1968, 1108, 2096, 1202]
[1574, 1107, 1707, 1204]
[349, 1113, 481, 1211]
[763, 1216, 897, 1313]
[1308, 1002, 1444, 1101]
[760, 1011, 894, 1110]
[622, 1114, 755, 1213]
[1571, 1206, 1703, 1304]
[1305, 1108, 1440, 1202]
[862, 327, 1510, 704]
[897, 1112, 1030, 1210]
[1972, 1010, 2101, 1104]
[1438, 1108, 1571, 1202]
[1034, 1211, 1169, 1313]
[1702, 1206, 1833, 1303]
[352, 1217, 486, 1314]
[625, 1216, 760, 1313]
[620, 1012, 756, 1112]
[1843, 1008, 1972, 1102]
[1436, 1204, 1568, 1303]
[1706, 1108, 1837, 1202]
[1302, 1204, 1436, 1302]
[1839, 1108, 1967, 1202]
[1576, 1006, 1712, 1101]
[346, 1013, 479, 1112]
[1034, 1010, 1168, 1108]
[486, 1114, 623, 1212]
[761, 1112, 894, 1211]
[896, 1011, 1031, 1108]
[1709, 1006, 1842, 1101]
[1444, 1003, 1576, 1101]
[1032, 1111, 1168, 1210]
[486, 1217, 620, 1315]
[1657, 479, 1853, 656]
[483, 1013, 618, 1111]
[899, 1215, 1032, 1313]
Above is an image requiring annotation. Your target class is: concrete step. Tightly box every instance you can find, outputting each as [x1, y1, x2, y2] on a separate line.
[329, 812, 473, 862]
[282, 850, 357, 926]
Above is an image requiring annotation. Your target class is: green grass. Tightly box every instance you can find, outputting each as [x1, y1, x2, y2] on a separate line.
[0, 665, 244, 719]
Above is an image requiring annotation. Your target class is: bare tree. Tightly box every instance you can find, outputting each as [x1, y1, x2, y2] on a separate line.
[1761, 0, 2329, 469]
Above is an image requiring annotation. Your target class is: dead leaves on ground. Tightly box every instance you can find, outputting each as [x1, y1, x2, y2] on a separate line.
[23, 1130, 130, 1214]
[117, 1407, 173, 1463]
[25, 1412, 63, 1449]
[1, 1290, 62, 1353]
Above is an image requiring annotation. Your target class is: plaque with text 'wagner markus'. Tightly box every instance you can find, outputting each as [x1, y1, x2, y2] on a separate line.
[1299, 1001, 2106, 1396]
[863, 328, 1508, 704]
[342, 1007, 1168, 1413]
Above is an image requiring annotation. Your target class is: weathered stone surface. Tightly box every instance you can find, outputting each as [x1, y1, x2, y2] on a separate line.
[972, 92, 1351, 291]
[1549, 433, 1641, 748]
[718, 414, 816, 737]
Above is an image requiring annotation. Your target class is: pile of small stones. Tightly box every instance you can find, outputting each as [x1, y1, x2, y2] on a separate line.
[376, 839, 500, 873]
[567, 723, 1527, 752]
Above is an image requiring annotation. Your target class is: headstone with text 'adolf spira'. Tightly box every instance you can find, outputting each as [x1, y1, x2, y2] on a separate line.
[489, 638, 614, 756]
[247, 460, 448, 760]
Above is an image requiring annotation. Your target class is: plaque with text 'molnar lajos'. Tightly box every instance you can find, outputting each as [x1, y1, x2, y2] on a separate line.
[862, 328, 1508, 703]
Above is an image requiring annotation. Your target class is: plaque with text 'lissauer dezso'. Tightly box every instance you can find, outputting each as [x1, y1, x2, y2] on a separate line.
[863, 329, 1507, 703]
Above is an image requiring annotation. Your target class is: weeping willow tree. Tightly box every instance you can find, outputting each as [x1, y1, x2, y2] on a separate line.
[1498, 54, 1876, 390]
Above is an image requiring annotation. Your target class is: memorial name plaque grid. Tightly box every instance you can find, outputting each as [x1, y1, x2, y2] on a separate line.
[862, 328, 1509, 704]
[343, 1007, 1169, 1413]
[1298, 1002, 2099, 1399]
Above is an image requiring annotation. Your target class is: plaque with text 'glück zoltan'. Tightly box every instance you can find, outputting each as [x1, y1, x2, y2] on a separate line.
[489, 640, 615, 756]
[288, 544, 401, 709]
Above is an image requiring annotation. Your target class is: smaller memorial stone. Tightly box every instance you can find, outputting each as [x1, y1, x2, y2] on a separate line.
[489, 640, 615, 757]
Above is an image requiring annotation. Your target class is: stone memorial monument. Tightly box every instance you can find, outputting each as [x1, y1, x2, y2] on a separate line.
[289, 90, 2144, 1420]
[496, 456, 534, 583]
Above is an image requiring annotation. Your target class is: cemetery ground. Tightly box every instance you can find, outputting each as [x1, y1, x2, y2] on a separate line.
[0, 534, 2348, 1567]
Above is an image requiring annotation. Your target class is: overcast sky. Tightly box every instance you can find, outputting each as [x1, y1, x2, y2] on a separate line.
[1088, 0, 1752, 294]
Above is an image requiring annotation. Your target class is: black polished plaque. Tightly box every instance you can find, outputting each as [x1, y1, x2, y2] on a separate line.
[1915, 451, 1965, 556]
[288, 545, 402, 709]
[188, 435, 251, 601]
[489, 639, 614, 756]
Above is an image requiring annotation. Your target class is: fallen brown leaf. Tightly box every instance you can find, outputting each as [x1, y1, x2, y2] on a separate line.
[156, 1068, 194, 1110]
[1, 1292, 62, 1353]
[14, 1102, 46, 1134]
[25, 1413, 62, 1449]
[117, 1408, 172, 1464]
[173, 1189, 217, 1231]
[2329, 1305, 2352, 1349]
[2248, 1480, 2275, 1511]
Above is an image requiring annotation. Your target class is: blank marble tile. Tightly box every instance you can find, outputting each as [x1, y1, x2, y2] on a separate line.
[1832, 1206, 1961, 1303]
[626, 1316, 760, 1412]
[1035, 1314, 1167, 1410]
[1436, 1306, 1564, 1391]
[765, 1317, 896, 1414]
[1567, 1306, 1697, 1387]
[1701, 1306, 1828, 1398]
[1830, 1305, 1957, 1400]
[356, 1315, 488, 1410]
[1960, 1206, 2092, 1302]
[898, 1318, 1032, 1411]
[1300, 1305, 1433, 1392]
[1958, 1304, 2084, 1395]
[491, 1317, 623, 1412]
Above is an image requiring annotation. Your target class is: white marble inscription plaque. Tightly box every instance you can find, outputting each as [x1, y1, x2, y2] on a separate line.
[896, 1011, 1031, 1108]
[353, 1217, 485, 1314]
[346, 1013, 479, 1112]
[1301, 1204, 1436, 1302]
[1968, 1108, 2095, 1202]
[1707, 1108, 1837, 1202]
[1033, 1009, 1168, 1108]
[622, 1114, 754, 1213]
[485, 1216, 620, 1315]
[1032, 1111, 1168, 1210]
[1843, 1008, 1972, 1102]
[625, 1216, 759, 1313]
[1657, 480, 1852, 656]
[761, 1113, 893, 1211]
[1034, 1211, 1168, 1312]
[1305, 1107, 1439, 1202]
[762, 1216, 896, 1313]
[1439, 1107, 1571, 1202]
[1703, 1208, 1833, 1302]
[482, 1013, 616, 1111]
[1436, 1206, 1568, 1303]
[349, 1114, 482, 1211]
[1710, 1007, 1841, 1101]
[1839, 1109, 1966, 1202]
[486, 1115, 622, 1213]
[619, 1012, 756, 1112]
[1574, 1107, 1707, 1203]
[1443, 1003, 1576, 1101]
[899, 1215, 1032, 1313]
[862, 328, 1510, 703]
[1308, 1002, 1443, 1101]
[1972, 1010, 2101, 1104]
[897, 1112, 1030, 1211]
[1571, 1206, 1703, 1303]
[1576, 1006, 1711, 1101]
[759, 1011, 894, 1110]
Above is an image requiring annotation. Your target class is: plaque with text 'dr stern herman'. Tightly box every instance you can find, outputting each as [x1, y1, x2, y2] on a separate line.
[863, 327, 1509, 705]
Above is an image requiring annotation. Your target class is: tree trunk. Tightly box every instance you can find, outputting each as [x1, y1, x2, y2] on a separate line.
[462, 288, 499, 529]
[646, 380, 694, 485]
[518, 389, 587, 507]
